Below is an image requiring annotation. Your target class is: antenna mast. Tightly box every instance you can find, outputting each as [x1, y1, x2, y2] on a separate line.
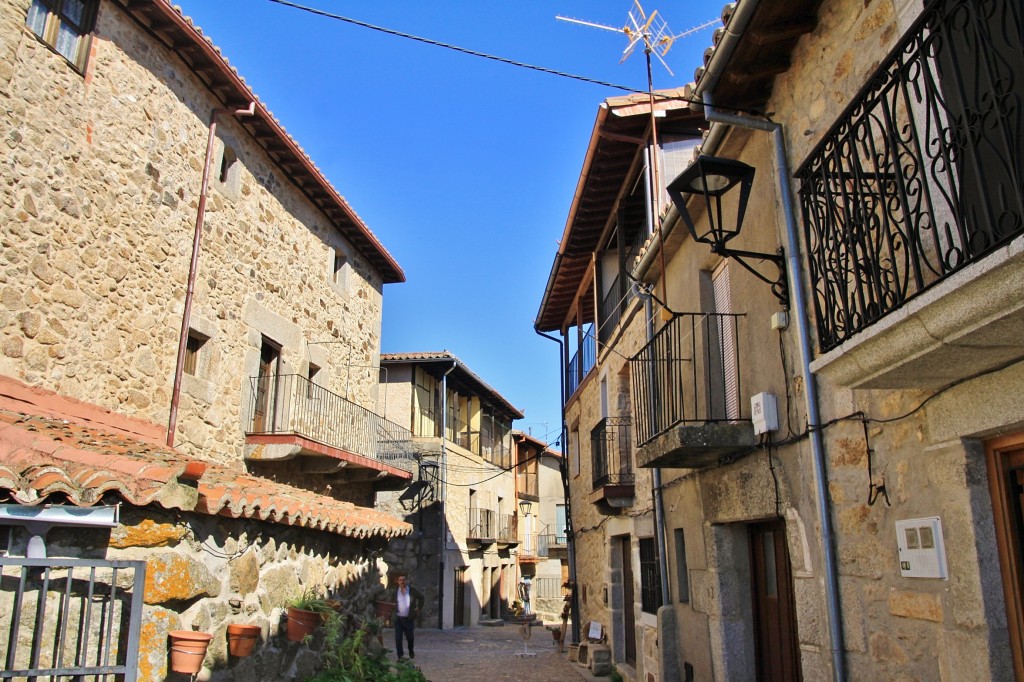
[557, 2, 719, 313]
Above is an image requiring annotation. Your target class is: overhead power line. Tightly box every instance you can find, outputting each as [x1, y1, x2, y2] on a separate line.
[267, 0, 650, 93]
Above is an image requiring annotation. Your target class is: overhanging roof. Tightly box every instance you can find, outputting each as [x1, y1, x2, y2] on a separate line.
[381, 352, 524, 420]
[535, 88, 705, 333]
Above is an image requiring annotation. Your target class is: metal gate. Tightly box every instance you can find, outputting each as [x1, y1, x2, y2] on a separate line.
[0, 557, 146, 681]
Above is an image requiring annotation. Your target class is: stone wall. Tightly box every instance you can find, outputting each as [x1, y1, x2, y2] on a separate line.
[5, 506, 393, 681]
[0, 0, 386, 471]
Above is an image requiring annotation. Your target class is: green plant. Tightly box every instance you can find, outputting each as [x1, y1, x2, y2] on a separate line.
[306, 615, 427, 682]
[290, 587, 334, 615]
[610, 666, 624, 682]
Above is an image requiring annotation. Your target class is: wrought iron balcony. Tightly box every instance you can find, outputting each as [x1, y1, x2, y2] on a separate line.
[519, 527, 551, 561]
[566, 325, 596, 400]
[497, 513, 519, 545]
[589, 416, 636, 511]
[797, 0, 1023, 354]
[246, 374, 415, 476]
[467, 507, 496, 544]
[598, 273, 636, 346]
[630, 313, 755, 469]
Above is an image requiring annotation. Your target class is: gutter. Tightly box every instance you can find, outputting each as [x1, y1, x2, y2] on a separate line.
[437, 359, 457, 630]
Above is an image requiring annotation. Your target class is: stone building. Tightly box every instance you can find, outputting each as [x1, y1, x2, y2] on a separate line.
[377, 351, 523, 628]
[513, 431, 569, 622]
[536, 0, 1023, 681]
[0, 0, 416, 679]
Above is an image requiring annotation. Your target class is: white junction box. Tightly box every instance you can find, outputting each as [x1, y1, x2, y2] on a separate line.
[896, 516, 948, 579]
[750, 392, 779, 435]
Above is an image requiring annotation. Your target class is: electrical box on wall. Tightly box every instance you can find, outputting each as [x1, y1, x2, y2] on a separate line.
[896, 516, 948, 579]
[750, 392, 779, 435]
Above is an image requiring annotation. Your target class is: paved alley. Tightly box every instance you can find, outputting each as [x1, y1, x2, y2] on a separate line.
[394, 624, 601, 682]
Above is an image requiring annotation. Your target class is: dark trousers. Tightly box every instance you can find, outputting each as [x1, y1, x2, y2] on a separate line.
[395, 615, 414, 658]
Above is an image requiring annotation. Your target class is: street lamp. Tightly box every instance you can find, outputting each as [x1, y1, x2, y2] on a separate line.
[519, 499, 533, 517]
[667, 155, 789, 308]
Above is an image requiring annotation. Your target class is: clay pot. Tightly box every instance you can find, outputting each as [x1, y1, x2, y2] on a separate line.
[227, 624, 261, 657]
[286, 607, 321, 641]
[169, 630, 213, 674]
[373, 600, 396, 627]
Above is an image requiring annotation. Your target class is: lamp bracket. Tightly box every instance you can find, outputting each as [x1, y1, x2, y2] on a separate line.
[713, 246, 789, 309]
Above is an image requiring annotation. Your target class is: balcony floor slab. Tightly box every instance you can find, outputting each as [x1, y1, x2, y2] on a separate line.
[636, 422, 757, 469]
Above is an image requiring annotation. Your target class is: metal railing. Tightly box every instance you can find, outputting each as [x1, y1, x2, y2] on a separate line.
[630, 312, 745, 447]
[598, 273, 626, 346]
[467, 508, 496, 540]
[797, 0, 1023, 352]
[498, 513, 518, 543]
[247, 374, 415, 472]
[1, 557, 146, 681]
[590, 416, 634, 490]
[519, 528, 551, 559]
[567, 325, 596, 399]
[533, 576, 563, 599]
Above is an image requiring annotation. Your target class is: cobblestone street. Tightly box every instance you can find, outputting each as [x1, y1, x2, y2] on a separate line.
[393, 624, 600, 682]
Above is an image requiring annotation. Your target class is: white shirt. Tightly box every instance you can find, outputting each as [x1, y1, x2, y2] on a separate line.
[397, 585, 411, 617]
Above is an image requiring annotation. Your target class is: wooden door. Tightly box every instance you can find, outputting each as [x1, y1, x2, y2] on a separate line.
[621, 535, 637, 666]
[749, 520, 802, 682]
[986, 433, 1024, 681]
[454, 567, 467, 627]
[252, 340, 279, 432]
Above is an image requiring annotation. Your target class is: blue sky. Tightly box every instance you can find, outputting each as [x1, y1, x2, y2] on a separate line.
[174, 0, 721, 447]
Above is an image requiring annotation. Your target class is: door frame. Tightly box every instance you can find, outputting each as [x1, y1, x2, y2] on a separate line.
[986, 432, 1024, 681]
[749, 519, 802, 682]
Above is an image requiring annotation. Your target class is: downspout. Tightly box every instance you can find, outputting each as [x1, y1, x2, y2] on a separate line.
[167, 102, 255, 447]
[700, 91, 846, 682]
[536, 328, 581, 647]
[438, 360, 457, 629]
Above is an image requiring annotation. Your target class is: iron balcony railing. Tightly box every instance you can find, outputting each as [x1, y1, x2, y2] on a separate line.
[797, 0, 1023, 352]
[467, 507, 496, 540]
[567, 325, 596, 399]
[1, 557, 146, 681]
[630, 312, 745, 447]
[247, 374, 415, 472]
[519, 527, 551, 558]
[599, 273, 636, 346]
[498, 513, 518, 543]
[591, 416, 634, 490]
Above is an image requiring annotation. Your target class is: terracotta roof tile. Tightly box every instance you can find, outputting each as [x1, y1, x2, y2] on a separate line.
[0, 377, 410, 540]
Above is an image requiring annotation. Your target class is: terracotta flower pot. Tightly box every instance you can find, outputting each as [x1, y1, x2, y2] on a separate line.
[373, 599, 396, 627]
[227, 624, 261, 657]
[286, 607, 321, 641]
[169, 630, 213, 674]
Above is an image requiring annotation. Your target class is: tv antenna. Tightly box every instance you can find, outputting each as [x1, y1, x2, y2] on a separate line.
[556, 3, 718, 77]
[557, 2, 719, 313]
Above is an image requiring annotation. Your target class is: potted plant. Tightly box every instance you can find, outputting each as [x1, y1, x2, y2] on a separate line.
[169, 630, 213, 674]
[226, 623, 261, 657]
[286, 588, 334, 641]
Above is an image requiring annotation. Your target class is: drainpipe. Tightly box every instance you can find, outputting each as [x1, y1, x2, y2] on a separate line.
[536, 329, 581, 646]
[438, 360, 457, 629]
[700, 92, 846, 682]
[167, 102, 255, 447]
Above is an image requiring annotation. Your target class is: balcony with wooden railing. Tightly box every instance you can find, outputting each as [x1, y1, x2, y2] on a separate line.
[497, 513, 519, 547]
[245, 374, 415, 489]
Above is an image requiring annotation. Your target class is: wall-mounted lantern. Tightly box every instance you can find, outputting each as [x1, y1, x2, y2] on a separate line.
[667, 155, 789, 308]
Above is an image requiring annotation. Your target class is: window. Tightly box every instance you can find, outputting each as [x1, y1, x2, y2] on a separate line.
[555, 504, 567, 545]
[306, 363, 320, 398]
[183, 331, 207, 376]
[639, 537, 662, 614]
[674, 528, 690, 603]
[26, 0, 97, 71]
[333, 250, 346, 284]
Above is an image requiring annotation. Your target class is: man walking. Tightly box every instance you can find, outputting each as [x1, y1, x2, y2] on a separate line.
[394, 573, 424, 660]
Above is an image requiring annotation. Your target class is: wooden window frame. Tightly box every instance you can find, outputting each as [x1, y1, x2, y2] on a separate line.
[26, 0, 98, 72]
[986, 432, 1024, 682]
[183, 330, 207, 377]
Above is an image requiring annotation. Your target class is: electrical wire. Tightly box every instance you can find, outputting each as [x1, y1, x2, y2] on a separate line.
[264, 0, 770, 119]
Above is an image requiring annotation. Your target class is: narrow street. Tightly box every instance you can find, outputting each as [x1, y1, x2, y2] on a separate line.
[399, 624, 600, 682]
